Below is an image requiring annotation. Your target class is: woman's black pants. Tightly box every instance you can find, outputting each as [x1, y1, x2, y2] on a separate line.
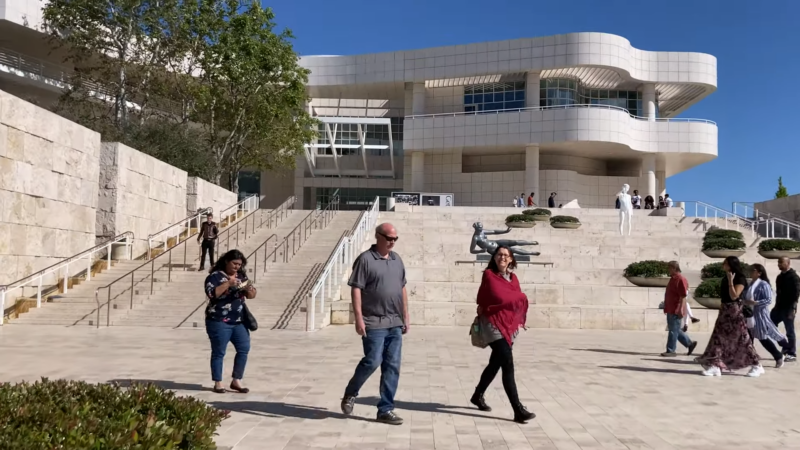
[475, 338, 520, 405]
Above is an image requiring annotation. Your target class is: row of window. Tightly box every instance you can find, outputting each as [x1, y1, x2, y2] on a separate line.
[316, 117, 404, 146]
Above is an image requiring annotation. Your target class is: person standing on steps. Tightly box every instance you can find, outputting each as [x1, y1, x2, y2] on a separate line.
[198, 213, 219, 271]
[548, 192, 556, 208]
[341, 223, 409, 425]
[471, 245, 536, 424]
[661, 261, 697, 357]
[773, 257, 799, 361]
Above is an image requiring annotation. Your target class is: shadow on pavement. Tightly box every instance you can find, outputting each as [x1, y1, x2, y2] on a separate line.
[107, 379, 208, 392]
[640, 358, 699, 365]
[599, 365, 698, 375]
[572, 348, 653, 356]
[208, 401, 373, 422]
[355, 396, 514, 422]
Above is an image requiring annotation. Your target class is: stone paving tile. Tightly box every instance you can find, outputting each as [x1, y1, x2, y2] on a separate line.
[2, 324, 800, 449]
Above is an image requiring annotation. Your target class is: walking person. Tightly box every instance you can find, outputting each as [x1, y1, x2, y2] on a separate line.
[696, 256, 762, 377]
[661, 261, 698, 357]
[773, 257, 799, 361]
[527, 192, 536, 207]
[548, 193, 556, 208]
[470, 246, 536, 424]
[198, 213, 219, 271]
[341, 223, 409, 425]
[744, 264, 790, 368]
[204, 249, 257, 393]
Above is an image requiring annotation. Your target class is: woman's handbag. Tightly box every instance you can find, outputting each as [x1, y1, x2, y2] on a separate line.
[469, 316, 488, 349]
[242, 302, 258, 331]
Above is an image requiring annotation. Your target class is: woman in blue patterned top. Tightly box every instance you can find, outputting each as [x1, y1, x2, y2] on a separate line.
[205, 249, 257, 394]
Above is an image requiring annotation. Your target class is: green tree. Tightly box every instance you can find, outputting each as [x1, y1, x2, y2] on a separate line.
[776, 176, 789, 198]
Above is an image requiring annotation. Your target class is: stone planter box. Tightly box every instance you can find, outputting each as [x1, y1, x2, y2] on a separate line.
[758, 250, 800, 259]
[530, 215, 550, 222]
[506, 222, 536, 228]
[551, 222, 581, 229]
[702, 249, 746, 258]
[694, 296, 722, 310]
[625, 276, 670, 288]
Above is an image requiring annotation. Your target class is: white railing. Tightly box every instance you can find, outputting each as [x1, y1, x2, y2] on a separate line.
[0, 232, 134, 325]
[404, 103, 716, 124]
[679, 201, 757, 238]
[732, 202, 800, 240]
[146, 195, 259, 259]
[306, 196, 380, 331]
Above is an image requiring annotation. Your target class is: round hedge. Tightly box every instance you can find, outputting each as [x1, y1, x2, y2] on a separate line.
[701, 237, 746, 251]
[695, 278, 721, 298]
[522, 208, 551, 216]
[701, 261, 751, 279]
[550, 215, 580, 224]
[758, 239, 800, 252]
[623, 260, 670, 278]
[506, 214, 536, 223]
[704, 228, 745, 241]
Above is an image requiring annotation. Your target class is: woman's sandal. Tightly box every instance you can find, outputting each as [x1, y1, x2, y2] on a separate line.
[229, 383, 249, 394]
[212, 386, 226, 394]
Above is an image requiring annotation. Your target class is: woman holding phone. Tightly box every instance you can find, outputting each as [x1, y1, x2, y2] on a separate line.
[204, 249, 257, 393]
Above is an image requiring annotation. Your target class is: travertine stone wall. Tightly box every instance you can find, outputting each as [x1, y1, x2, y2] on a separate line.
[97, 143, 187, 258]
[186, 177, 237, 221]
[0, 90, 100, 285]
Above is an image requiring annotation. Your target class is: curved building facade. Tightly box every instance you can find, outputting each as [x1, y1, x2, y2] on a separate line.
[272, 32, 718, 209]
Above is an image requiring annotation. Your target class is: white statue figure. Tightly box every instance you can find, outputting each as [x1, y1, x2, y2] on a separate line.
[617, 183, 633, 236]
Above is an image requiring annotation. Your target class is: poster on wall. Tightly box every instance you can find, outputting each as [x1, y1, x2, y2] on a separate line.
[392, 192, 421, 206]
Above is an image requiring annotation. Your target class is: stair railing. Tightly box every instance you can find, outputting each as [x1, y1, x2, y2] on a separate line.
[732, 202, 800, 240]
[0, 232, 134, 325]
[306, 196, 379, 331]
[679, 201, 757, 238]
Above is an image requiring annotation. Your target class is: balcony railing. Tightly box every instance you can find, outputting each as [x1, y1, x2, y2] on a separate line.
[404, 103, 716, 125]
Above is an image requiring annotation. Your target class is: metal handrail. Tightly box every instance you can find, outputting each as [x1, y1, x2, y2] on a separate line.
[0, 231, 134, 325]
[147, 207, 212, 258]
[245, 235, 278, 283]
[259, 196, 297, 229]
[404, 103, 717, 124]
[732, 202, 800, 240]
[679, 200, 757, 238]
[306, 196, 379, 331]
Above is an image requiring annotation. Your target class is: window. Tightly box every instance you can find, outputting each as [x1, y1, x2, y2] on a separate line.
[538, 78, 654, 117]
[464, 81, 525, 112]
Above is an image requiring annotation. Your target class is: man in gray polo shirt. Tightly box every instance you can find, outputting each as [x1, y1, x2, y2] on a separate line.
[340, 222, 408, 425]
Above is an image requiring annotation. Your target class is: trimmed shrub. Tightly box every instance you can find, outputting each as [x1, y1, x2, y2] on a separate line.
[704, 229, 744, 241]
[695, 278, 721, 298]
[701, 261, 751, 279]
[623, 260, 670, 278]
[758, 239, 800, 252]
[550, 215, 580, 224]
[701, 237, 746, 251]
[0, 379, 228, 449]
[522, 208, 551, 216]
[506, 214, 536, 223]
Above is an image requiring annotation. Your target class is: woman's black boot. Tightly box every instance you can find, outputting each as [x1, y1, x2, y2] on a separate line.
[470, 392, 492, 412]
[513, 404, 535, 423]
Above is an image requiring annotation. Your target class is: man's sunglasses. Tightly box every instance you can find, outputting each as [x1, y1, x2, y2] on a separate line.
[378, 232, 399, 242]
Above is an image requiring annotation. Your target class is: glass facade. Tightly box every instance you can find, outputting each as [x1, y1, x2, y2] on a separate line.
[316, 117, 403, 157]
[310, 187, 395, 211]
[539, 78, 654, 117]
[464, 82, 526, 113]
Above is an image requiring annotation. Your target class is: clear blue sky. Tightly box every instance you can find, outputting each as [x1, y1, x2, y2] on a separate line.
[264, 0, 799, 210]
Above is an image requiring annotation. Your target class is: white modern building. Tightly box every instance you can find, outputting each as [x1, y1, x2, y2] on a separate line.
[0, 3, 718, 210]
[265, 32, 718, 210]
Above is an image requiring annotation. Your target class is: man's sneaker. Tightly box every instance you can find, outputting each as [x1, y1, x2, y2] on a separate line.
[688, 341, 698, 356]
[340, 395, 355, 415]
[746, 365, 765, 377]
[776, 355, 785, 369]
[660, 352, 677, 357]
[376, 410, 404, 425]
[701, 365, 721, 377]
[785, 354, 797, 362]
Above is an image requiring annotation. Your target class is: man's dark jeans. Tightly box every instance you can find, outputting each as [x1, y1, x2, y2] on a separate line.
[200, 239, 215, 269]
[344, 326, 403, 414]
[771, 308, 797, 356]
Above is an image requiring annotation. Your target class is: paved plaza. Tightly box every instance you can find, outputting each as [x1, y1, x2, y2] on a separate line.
[1, 324, 799, 449]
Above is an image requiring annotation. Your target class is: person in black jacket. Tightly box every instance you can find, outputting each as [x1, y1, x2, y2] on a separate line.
[773, 257, 800, 361]
[198, 213, 219, 271]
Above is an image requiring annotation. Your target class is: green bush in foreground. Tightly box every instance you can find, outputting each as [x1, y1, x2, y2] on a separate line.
[695, 278, 721, 298]
[0, 378, 229, 450]
[550, 215, 580, 223]
[506, 214, 536, 223]
[758, 239, 800, 252]
[623, 260, 670, 278]
[701, 237, 746, 251]
[522, 208, 552, 216]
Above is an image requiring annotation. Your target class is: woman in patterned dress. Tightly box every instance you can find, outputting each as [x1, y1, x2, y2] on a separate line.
[205, 249, 257, 393]
[696, 256, 762, 377]
[743, 264, 790, 368]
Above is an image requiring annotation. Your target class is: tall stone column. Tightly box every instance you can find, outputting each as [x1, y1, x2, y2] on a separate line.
[525, 146, 540, 204]
[411, 152, 425, 192]
[642, 154, 656, 201]
[412, 82, 426, 116]
[642, 83, 656, 121]
[657, 170, 666, 197]
[525, 72, 540, 108]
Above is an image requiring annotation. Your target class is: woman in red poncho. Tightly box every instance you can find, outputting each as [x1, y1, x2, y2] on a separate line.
[470, 245, 535, 423]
